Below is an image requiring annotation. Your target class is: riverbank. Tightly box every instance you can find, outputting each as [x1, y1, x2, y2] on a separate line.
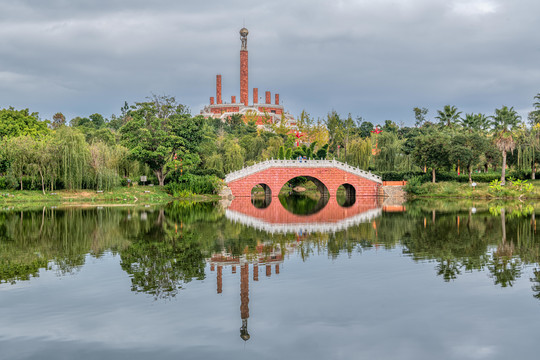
[0, 187, 218, 205]
[409, 180, 540, 199]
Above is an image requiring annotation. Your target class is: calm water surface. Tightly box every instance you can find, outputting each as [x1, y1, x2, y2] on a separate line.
[1, 197, 540, 359]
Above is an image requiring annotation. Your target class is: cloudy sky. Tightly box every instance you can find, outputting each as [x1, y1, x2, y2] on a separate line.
[0, 0, 539, 125]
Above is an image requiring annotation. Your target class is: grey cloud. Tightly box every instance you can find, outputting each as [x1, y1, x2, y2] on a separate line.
[0, 0, 539, 123]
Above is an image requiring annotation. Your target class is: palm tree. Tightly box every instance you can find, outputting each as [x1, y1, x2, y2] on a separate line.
[460, 113, 477, 131]
[435, 105, 462, 127]
[534, 93, 540, 109]
[475, 113, 490, 132]
[491, 106, 522, 185]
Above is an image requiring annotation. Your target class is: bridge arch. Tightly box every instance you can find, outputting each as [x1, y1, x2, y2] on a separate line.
[279, 175, 329, 199]
[337, 183, 356, 207]
[251, 183, 272, 208]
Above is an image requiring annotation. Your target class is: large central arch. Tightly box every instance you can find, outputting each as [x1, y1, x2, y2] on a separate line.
[279, 175, 329, 199]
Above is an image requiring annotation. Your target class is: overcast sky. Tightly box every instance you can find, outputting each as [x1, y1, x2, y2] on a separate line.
[0, 0, 539, 125]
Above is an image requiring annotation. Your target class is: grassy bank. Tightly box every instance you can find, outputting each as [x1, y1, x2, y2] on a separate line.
[0, 186, 218, 205]
[409, 180, 540, 199]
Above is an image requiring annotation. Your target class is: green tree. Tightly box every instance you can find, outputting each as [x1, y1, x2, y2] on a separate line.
[222, 139, 244, 173]
[413, 107, 428, 128]
[413, 132, 451, 183]
[55, 126, 90, 190]
[51, 112, 66, 129]
[326, 110, 344, 153]
[358, 120, 374, 138]
[0, 107, 49, 139]
[435, 105, 462, 128]
[528, 93, 540, 127]
[346, 137, 372, 169]
[460, 113, 489, 132]
[89, 113, 106, 129]
[491, 106, 521, 185]
[120, 96, 203, 186]
[449, 132, 487, 182]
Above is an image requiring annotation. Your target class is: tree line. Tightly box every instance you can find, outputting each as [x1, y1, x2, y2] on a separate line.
[1, 93, 539, 193]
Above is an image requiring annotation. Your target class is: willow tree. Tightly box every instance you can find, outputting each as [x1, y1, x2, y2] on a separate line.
[491, 106, 521, 185]
[222, 139, 244, 173]
[346, 137, 372, 169]
[55, 126, 90, 190]
[6, 136, 33, 190]
[373, 132, 402, 172]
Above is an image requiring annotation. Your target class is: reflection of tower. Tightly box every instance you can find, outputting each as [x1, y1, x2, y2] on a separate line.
[240, 27, 249, 106]
[240, 263, 250, 341]
[207, 242, 291, 341]
[217, 265, 222, 294]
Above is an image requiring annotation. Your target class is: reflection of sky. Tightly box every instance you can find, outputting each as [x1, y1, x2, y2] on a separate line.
[1, 249, 539, 360]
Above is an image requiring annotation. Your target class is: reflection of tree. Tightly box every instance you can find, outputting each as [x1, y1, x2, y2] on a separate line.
[488, 256, 522, 287]
[401, 212, 491, 282]
[120, 231, 205, 299]
[0, 207, 134, 284]
[4, 200, 540, 303]
[531, 269, 540, 300]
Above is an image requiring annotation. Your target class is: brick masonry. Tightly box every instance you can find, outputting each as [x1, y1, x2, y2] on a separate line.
[216, 74, 222, 104]
[227, 167, 382, 198]
[240, 50, 248, 105]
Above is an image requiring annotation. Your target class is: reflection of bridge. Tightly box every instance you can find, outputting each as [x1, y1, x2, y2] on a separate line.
[225, 159, 382, 198]
[226, 197, 382, 234]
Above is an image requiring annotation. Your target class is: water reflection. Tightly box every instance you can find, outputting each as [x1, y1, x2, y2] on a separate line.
[278, 193, 329, 215]
[208, 242, 290, 341]
[227, 196, 382, 234]
[2, 200, 540, 314]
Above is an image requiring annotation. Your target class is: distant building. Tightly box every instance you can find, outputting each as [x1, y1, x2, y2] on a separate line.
[200, 28, 296, 127]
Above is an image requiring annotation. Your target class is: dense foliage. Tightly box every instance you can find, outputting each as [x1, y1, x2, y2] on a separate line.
[1, 92, 540, 193]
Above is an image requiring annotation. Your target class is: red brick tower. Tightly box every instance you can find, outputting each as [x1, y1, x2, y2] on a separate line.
[216, 74, 222, 105]
[240, 28, 249, 106]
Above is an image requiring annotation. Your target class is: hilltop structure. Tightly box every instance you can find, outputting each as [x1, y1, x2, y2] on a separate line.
[200, 28, 296, 127]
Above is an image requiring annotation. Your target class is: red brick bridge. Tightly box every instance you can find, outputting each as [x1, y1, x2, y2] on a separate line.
[224, 159, 383, 199]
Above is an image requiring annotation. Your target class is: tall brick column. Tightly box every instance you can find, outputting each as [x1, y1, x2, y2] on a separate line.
[240, 50, 248, 105]
[253, 88, 258, 104]
[265, 91, 271, 104]
[216, 74, 222, 105]
[275, 93, 279, 105]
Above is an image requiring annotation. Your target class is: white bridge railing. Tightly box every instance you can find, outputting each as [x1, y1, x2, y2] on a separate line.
[224, 159, 382, 184]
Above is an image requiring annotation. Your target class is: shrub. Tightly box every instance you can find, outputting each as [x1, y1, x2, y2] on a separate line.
[0, 176, 7, 190]
[165, 174, 222, 195]
[404, 176, 426, 195]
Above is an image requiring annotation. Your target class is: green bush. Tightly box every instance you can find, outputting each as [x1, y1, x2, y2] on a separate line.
[165, 174, 222, 196]
[379, 170, 531, 183]
[0, 176, 8, 190]
[404, 176, 426, 195]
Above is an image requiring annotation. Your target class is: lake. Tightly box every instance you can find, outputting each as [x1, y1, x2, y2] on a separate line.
[1, 196, 540, 359]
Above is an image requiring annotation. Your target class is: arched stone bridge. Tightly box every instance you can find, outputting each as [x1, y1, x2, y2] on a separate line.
[224, 159, 383, 198]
